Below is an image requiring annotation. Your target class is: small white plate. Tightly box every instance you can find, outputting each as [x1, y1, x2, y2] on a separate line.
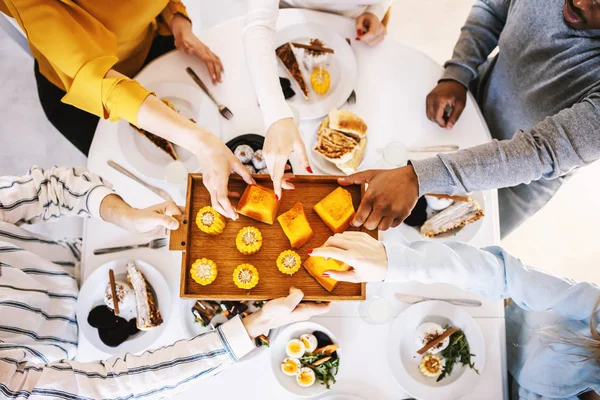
[271, 321, 341, 397]
[387, 301, 486, 400]
[397, 192, 486, 243]
[76, 259, 171, 355]
[276, 24, 357, 121]
[117, 81, 221, 181]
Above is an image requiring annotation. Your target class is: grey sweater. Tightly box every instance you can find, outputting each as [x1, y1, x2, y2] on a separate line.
[412, 0, 600, 196]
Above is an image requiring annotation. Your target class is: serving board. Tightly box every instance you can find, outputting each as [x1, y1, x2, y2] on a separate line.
[170, 174, 376, 301]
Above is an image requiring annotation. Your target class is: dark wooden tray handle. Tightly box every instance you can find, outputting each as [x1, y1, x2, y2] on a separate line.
[169, 215, 190, 251]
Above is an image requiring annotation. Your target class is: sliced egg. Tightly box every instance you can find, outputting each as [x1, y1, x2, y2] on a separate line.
[286, 339, 306, 358]
[425, 195, 454, 211]
[299, 334, 318, 353]
[416, 322, 450, 354]
[281, 357, 301, 376]
[296, 367, 316, 387]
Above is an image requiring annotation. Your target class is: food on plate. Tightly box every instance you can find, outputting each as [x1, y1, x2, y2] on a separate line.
[310, 68, 331, 95]
[245, 164, 257, 174]
[303, 254, 350, 292]
[419, 354, 444, 378]
[403, 196, 428, 227]
[196, 206, 226, 235]
[314, 187, 355, 233]
[191, 300, 221, 327]
[276, 42, 309, 99]
[235, 226, 263, 255]
[233, 263, 259, 290]
[416, 322, 450, 355]
[127, 261, 163, 330]
[258, 168, 269, 174]
[280, 77, 296, 99]
[277, 202, 314, 248]
[276, 250, 302, 275]
[281, 357, 302, 376]
[300, 333, 318, 353]
[237, 184, 280, 224]
[130, 99, 179, 160]
[425, 194, 455, 211]
[296, 38, 332, 71]
[296, 367, 316, 387]
[190, 258, 218, 286]
[421, 196, 484, 238]
[104, 280, 137, 321]
[234, 144, 254, 164]
[251, 149, 267, 170]
[313, 110, 368, 174]
[286, 338, 307, 358]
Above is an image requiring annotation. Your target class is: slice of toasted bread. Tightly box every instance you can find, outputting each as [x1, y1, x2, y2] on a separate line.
[328, 109, 368, 139]
[336, 137, 366, 175]
[314, 127, 359, 164]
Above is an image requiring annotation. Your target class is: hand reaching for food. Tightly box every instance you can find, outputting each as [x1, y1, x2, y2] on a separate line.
[264, 118, 312, 199]
[356, 12, 386, 46]
[337, 166, 419, 231]
[310, 232, 388, 283]
[426, 80, 467, 129]
[171, 14, 224, 84]
[242, 287, 331, 338]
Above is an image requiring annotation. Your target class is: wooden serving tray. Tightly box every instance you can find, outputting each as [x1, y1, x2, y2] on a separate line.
[170, 174, 376, 301]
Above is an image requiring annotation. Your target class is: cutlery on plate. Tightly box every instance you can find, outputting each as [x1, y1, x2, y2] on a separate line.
[345, 38, 357, 105]
[186, 67, 233, 120]
[93, 238, 167, 256]
[408, 145, 460, 153]
[395, 293, 482, 307]
[107, 160, 173, 202]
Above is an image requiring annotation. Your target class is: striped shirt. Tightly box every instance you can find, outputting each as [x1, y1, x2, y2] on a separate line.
[0, 167, 254, 399]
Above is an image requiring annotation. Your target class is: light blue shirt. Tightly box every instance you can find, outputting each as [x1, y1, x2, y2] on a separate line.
[383, 240, 600, 399]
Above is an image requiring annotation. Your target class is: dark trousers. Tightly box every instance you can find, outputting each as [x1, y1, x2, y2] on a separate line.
[34, 35, 176, 156]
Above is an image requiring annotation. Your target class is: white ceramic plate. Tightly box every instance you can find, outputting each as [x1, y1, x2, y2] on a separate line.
[276, 24, 357, 120]
[117, 82, 221, 181]
[76, 259, 171, 355]
[397, 192, 486, 243]
[271, 321, 341, 397]
[320, 396, 365, 400]
[180, 299, 272, 362]
[387, 301, 486, 400]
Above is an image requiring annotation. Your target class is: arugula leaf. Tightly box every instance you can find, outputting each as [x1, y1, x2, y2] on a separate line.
[436, 328, 479, 382]
[300, 353, 340, 389]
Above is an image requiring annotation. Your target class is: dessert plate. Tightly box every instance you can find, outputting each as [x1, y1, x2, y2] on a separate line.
[397, 191, 486, 243]
[76, 258, 171, 355]
[276, 23, 357, 120]
[117, 81, 220, 181]
[387, 301, 485, 400]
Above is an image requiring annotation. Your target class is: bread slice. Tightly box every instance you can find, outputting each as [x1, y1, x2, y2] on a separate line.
[314, 127, 359, 164]
[126, 261, 163, 330]
[276, 43, 309, 100]
[329, 109, 368, 140]
[336, 137, 366, 175]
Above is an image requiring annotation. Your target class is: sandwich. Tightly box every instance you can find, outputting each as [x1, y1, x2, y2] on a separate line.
[328, 109, 368, 140]
[276, 43, 310, 100]
[126, 261, 163, 330]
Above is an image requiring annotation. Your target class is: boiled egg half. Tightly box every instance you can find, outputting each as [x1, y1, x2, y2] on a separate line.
[416, 322, 450, 354]
[296, 367, 316, 387]
[286, 339, 306, 358]
[281, 357, 301, 376]
[299, 333, 318, 353]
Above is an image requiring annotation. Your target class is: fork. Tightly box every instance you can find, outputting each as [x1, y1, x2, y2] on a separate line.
[345, 38, 357, 105]
[186, 67, 233, 120]
[93, 238, 167, 256]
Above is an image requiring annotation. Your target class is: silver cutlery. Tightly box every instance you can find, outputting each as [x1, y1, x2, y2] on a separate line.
[408, 145, 460, 153]
[345, 38, 357, 105]
[107, 160, 173, 202]
[186, 67, 233, 120]
[94, 238, 167, 256]
[395, 293, 482, 307]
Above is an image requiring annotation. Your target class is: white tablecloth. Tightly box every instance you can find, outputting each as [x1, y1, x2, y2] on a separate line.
[81, 9, 506, 400]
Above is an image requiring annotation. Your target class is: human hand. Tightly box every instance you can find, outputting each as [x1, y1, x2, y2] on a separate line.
[171, 14, 223, 84]
[310, 232, 388, 282]
[242, 287, 331, 338]
[100, 195, 182, 237]
[425, 80, 467, 129]
[263, 118, 312, 199]
[338, 165, 419, 230]
[356, 12, 386, 46]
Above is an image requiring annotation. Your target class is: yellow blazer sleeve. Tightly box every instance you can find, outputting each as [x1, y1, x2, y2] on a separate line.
[4, 0, 151, 126]
[157, 0, 190, 34]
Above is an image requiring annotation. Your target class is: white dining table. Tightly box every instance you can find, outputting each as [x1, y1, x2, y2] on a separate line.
[80, 9, 507, 400]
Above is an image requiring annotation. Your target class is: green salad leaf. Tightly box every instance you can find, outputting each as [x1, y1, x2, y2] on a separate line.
[300, 353, 340, 389]
[436, 327, 479, 382]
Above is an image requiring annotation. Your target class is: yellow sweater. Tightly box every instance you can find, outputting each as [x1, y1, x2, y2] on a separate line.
[0, 0, 188, 126]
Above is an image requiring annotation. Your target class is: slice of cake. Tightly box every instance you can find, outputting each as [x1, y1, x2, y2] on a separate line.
[126, 261, 163, 330]
[276, 42, 309, 99]
[420, 197, 484, 237]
